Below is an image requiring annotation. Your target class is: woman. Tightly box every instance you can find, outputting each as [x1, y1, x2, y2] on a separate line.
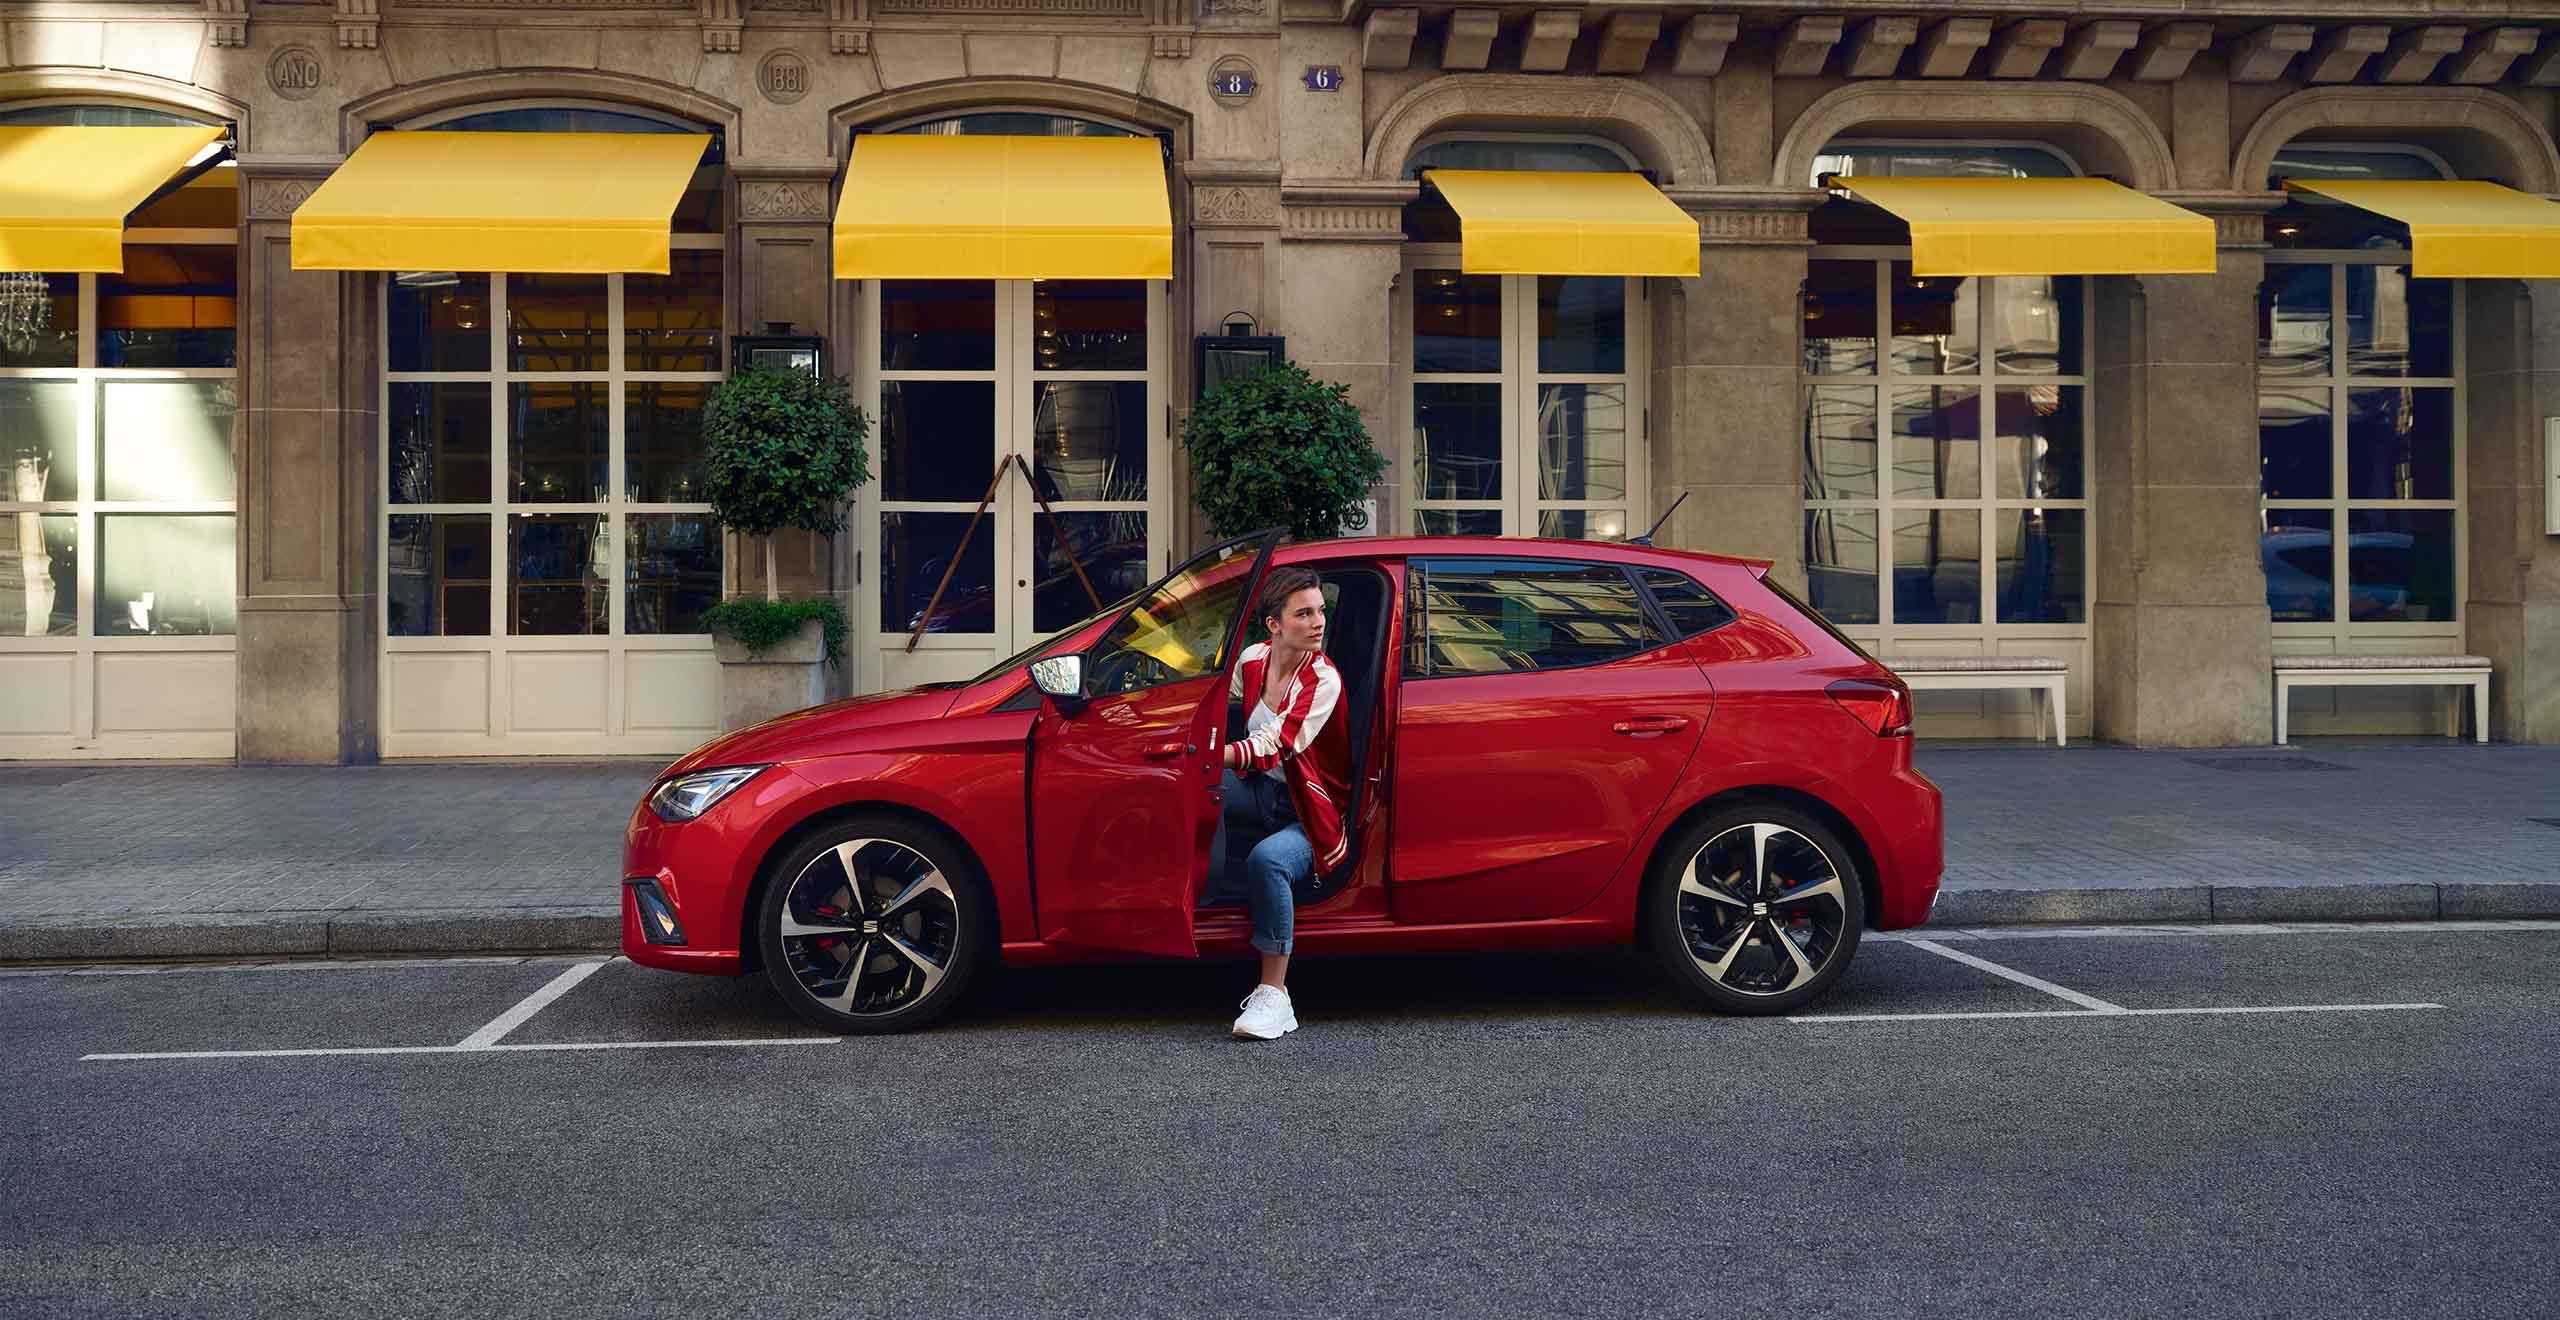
[1214, 566, 1350, 1041]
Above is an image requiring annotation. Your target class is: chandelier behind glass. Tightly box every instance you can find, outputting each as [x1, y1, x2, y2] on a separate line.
[0, 271, 50, 354]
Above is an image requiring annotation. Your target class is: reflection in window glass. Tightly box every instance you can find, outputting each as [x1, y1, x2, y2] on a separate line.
[1891, 266, 1976, 375]
[1893, 510, 1981, 624]
[1639, 568, 1735, 638]
[1033, 510, 1150, 632]
[101, 381, 235, 503]
[1414, 270, 1501, 374]
[97, 514, 235, 635]
[2346, 388, 2454, 501]
[2258, 265, 2329, 376]
[2263, 510, 2336, 622]
[101, 245, 235, 369]
[1407, 139, 1629, 177]
[1031, 381, 1145, 502]
[387, 513, 491, 637]
[2347, 509, 2456, 623]
[626, 381, 707, 502]
[2345, 266, 2452, 378]
[895, 113, 1137, 138]
[389, 383, 491, 505]
[1417, 508, 1501, 536]
[1891, 383, 1980, 500]
[1802, 261, 1877, 375]
[0, 275, 78, 368]
[1803, 509, 1878, 625]
[1536, 509, 1627, 541]
[883, 511, 994, 636]
[388, 273, 492, 372]
[1408, 560, 1655, 677]
[1536, 277, 1623, 374]
[1088, 539, 1257, 689]
[880, 380, 995, 502]
[1810, 144, 2075, 181]
[1, 380, 80, 501]
[1536, 383, 1624, 502]
[508, 274, 608, 372]
[1802, 385, 1878, 501]
[2258, 388, 2331, 500]
[1032, 281, 1146, 373]
[1414, 383, 1501, 502]
[1996, 509, 2085, 624]
[1995, 386, 2084, 500]
[510, 382, 607, 503]
[624, 252, 722, 373]
[1993, 276, 2082, 375]
[881, 280, 994, 371]
[0, 512, 75, 636]
[626, 513, 722, 634]
[509, 513, 606, 635]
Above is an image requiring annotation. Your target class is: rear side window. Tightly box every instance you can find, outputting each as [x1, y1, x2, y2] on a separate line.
[1404, 558, 1662, 677]
[1637, 568, 1737, 637]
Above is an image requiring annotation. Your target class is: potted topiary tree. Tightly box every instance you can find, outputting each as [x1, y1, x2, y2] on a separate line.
[1181, 360, 1386, 540]
[697, 364, 870, 729]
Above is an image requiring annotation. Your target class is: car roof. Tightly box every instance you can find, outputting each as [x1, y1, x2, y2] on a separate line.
[1272, 535, 1773, 579]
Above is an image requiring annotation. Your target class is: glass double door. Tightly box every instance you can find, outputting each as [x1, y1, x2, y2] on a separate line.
[860, 279, 1165, 690]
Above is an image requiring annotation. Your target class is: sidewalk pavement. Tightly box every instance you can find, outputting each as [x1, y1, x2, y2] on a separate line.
[1, 742, 2554, 962]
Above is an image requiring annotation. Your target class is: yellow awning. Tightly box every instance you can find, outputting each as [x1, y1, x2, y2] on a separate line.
[291, 131, 712, 274]
[1836, 176, 2216, 276]
[1423, 169, 1700, 277]
[0, 125, 225, 272]
[2284, 179, 2560, 278]
[833, 134, 1171, 280]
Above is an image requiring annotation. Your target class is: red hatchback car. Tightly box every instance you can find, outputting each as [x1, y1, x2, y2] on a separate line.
[622, 531, 1942, 1032]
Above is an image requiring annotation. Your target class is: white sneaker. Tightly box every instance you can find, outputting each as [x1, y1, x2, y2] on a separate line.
[1230, 984, 1297, 1040]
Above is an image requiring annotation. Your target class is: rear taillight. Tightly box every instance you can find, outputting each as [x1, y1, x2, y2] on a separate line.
[1827, 677, 1913, 737]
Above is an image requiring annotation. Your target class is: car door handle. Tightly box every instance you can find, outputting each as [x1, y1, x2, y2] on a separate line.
[1143, 741, 1187, 760]
[1612, 716, 1690, 735]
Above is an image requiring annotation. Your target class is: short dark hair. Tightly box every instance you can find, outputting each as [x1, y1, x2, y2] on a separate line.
[1258, 567, 1323, 631]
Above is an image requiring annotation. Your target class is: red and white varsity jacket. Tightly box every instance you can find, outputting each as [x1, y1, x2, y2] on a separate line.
[1227, 641, 1353, 873]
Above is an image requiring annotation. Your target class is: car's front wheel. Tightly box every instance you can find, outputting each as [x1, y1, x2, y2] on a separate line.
[1645, 802, 1865, 1015]
[756, 815, 991, 1034]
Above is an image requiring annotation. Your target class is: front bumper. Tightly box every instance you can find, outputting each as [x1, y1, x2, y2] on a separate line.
[618, 767, 808, 976]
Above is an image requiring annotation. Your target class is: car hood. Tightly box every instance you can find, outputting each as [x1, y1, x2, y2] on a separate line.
[657, 686, 963, 777]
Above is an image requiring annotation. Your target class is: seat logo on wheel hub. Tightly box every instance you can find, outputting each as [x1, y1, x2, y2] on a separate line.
[1750, 902, 1770, 918]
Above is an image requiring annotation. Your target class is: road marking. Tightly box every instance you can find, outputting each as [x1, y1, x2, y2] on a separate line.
[1904, 937, 2129, 1013]
[81, 1037, 843, 1062]
[456, 959, 605, 1049]
[1792, 1002, 2446, 1024]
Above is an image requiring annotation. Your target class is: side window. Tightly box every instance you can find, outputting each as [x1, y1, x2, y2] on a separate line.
[1404, 558, 1661, 678]
[1638, 568, 1737, 638]
[1086, 538, 1260, 694]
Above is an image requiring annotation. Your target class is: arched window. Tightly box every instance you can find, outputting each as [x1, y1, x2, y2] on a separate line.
[1404, 135, 1634, 179]
[888, 112, 1141, 138]
[1807, 140, 2078, 185]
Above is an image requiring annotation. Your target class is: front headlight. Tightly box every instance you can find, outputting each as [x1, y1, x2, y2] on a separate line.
[647, 765, 771, 822]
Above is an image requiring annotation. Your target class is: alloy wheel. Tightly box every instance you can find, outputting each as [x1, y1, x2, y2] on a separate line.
[1673, 822, 1853, 998]
[775, 837, 961, 1019]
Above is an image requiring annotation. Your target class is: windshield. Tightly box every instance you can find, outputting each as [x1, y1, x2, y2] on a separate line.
[966, 530, 1276, 688]
[964, 590, 1142, 686]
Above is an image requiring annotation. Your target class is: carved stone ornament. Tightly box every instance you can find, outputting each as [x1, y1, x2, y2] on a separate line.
[206, 0, 249, 48]
[1200, 0, 1266, 15]
[269, 45, 326, 102]
[759, 50, 813, 103]
[247, 178, 323, 221]
[1192, 186, 1278, 226]
[1281, 202, 1404, 243]
[337, 0, 382, 51]
[739, 180, 830, 221]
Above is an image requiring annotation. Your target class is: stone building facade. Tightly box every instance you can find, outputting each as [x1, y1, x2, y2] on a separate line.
[0, 1, 2556, 761]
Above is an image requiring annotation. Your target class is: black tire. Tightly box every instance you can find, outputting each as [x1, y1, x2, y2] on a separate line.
[1644, 801, 1865, 1016]
[756, 814, 992, 1034]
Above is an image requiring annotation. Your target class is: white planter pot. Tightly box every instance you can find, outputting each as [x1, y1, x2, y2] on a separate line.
[713, 617, 828, 730]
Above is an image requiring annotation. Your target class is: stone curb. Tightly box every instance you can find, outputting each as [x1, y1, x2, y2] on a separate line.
[1932, 882, 2560, 928]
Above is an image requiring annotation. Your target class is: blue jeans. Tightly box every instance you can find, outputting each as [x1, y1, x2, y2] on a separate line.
[1210, 770, 1310, 956]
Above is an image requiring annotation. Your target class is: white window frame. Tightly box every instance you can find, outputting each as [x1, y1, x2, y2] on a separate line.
[376, 239, 729, 756]
[0, 227, 241, 758]
[1398, 248, 1650, 542]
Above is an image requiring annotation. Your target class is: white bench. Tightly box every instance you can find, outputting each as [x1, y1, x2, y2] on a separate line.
[1878, 655, 2070, 746]
[2273, 654, 2491, 746]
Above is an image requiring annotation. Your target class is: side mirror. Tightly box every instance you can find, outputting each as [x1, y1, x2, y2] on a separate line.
[1029, 655, 1086, 714]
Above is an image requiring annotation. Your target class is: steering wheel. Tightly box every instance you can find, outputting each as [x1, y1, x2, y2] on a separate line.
[1088, 648, 1177, 694]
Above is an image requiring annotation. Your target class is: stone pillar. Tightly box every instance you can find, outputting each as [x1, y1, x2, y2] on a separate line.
[2088, 205, 2275, 746]
[1186, 164, 1282, 551]
[732, 168, 837, 614]
[1275, 183, 1406, 531]
[2464, 278, 2560, 741]
[233, 164, 379, 764]
[1652, 189, 1819, 586]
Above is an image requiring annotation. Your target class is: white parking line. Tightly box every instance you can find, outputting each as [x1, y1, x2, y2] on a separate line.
[80, 1037, 844, 1061]
[456, 960, 605, 1050]
[1904, 938, 2129, 1013]
[1793, 1003, 2446, 1024]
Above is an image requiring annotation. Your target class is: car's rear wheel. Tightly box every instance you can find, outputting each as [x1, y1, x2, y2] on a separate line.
[756, 816, 990, 1034]
[1645, 802, 1864, 1016]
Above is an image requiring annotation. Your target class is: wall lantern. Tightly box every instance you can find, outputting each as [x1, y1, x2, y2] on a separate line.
[1194, 312, 1285, 401]
[733, 329, 827, 378]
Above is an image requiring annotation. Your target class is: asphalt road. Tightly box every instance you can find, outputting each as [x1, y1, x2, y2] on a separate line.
[6, 923, 2557, 1319]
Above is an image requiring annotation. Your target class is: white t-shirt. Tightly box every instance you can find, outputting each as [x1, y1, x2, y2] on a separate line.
[1245, 700, 1283, 779]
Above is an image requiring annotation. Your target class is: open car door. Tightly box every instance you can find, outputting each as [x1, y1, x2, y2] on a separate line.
[1027, 530, 1280, 956]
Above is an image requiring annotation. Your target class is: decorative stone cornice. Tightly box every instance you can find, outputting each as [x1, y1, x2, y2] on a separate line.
[206, 0, 248, 48]
[735, 166, 837, 223]
[1280, 180, 1413, 243]
[338, 0, 381, 51]
[2155, 190, 2286, 250]
[702, 0, 744, 53]
[1669, 186, 1822, 247]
